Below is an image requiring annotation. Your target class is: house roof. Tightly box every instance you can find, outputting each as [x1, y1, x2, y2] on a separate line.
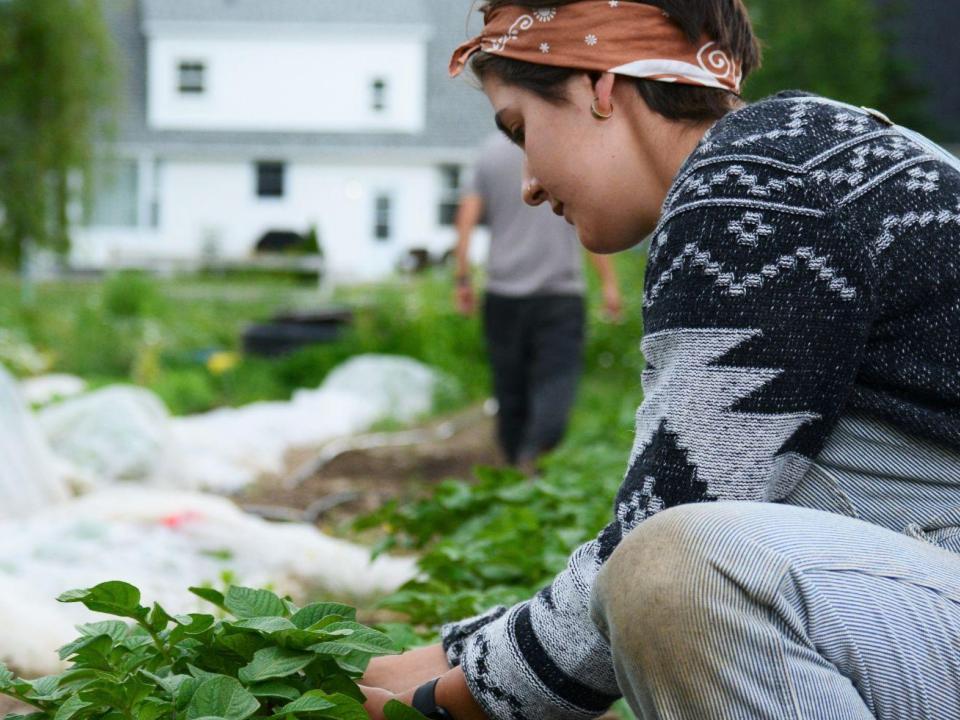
[103, 0, 495, 162]
[140, 0, 430, 25]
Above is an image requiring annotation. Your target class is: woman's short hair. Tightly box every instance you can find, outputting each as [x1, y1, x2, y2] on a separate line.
[471, 0, 762, 122]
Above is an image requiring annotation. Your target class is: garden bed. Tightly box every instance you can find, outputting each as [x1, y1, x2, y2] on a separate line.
[238, 403, 501, 531]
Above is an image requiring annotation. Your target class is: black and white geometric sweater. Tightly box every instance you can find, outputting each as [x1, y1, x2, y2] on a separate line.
[442, 91, 960, 720]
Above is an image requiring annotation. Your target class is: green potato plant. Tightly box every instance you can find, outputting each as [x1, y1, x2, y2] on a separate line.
[0, 581, 424, 720]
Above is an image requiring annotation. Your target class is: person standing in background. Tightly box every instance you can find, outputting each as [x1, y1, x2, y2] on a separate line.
[454, 132, 622, 469]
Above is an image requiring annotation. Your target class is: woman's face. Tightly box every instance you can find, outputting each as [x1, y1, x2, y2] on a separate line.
[482, 72, 668, 254]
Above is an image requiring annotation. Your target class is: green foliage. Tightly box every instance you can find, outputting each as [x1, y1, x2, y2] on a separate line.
[744, 0, 936, 136]
[746, 0, 885, 106]
[356, 252, 648, 630]
[102, 272, 165, 319]
[0, 0, 118, 266]
[0, 581, 424, 720]
[0, 270, 487, 416]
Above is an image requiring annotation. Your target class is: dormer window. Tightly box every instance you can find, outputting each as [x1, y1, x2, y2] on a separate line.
[371, 78, 388, 112]
[178, 61, 205, 94]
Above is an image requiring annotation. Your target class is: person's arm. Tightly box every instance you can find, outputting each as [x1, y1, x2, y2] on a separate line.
[361, 152, 880, 720]
[586, 252, 622, 321]
[454, 193, 485, 316]
[435, 160, 878, 720]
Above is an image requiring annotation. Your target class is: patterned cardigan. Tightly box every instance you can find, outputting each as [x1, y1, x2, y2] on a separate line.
[440, 91, 960, 720]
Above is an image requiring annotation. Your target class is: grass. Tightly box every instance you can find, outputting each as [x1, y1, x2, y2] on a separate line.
[0, 251, 646, 418]
[0, 271, 483, 414]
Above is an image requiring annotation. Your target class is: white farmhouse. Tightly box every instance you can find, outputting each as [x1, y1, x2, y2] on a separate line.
[75, 0, 493, 281]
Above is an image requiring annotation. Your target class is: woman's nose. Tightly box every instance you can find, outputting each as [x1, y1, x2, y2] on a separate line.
[522, 175, 549, 207]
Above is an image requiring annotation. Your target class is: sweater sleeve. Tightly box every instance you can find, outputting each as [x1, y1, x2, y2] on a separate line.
[442, 158, 879, 720]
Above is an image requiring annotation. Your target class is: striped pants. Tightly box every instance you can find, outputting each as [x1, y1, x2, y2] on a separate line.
[590, 501, 960, 719]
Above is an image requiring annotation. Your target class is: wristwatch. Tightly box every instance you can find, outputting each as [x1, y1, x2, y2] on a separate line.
[412, 678, 454, 720]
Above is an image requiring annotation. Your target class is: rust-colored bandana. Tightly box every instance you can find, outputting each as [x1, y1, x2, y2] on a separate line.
[449, 1, 742, 94]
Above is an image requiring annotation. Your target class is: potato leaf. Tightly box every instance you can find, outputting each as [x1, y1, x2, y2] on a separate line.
[57, 581, 148, 621]
[271, 690, 336, 717]
[309, 623, 399, 655]
[224, 588, 287, 620]
[0, 661, 13, 690]
[383, 700, 430, 720]
[185, 677, 260, 720]
[247, 681, 301, 702]
[237, 647, 315, 684]
[189, 587, 228, 611]
[290, 603, 356, 630]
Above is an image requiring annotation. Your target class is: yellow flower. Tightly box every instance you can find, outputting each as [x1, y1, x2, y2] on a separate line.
[207, 351, 240, 376]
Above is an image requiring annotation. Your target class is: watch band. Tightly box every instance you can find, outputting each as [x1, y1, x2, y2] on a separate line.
[412, 678, 454, 720]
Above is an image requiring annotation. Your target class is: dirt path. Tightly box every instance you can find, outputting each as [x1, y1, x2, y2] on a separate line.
[237, 403, 502, 532]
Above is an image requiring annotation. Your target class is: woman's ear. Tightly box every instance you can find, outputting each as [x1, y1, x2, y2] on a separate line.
[594, 72, 617, 114]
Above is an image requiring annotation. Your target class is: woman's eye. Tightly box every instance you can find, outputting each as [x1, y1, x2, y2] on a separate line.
[511, 128, 525, 147]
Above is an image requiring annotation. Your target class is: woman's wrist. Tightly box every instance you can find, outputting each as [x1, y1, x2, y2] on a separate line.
[435, 668, 488, 720]
[398, 668, 487, 720]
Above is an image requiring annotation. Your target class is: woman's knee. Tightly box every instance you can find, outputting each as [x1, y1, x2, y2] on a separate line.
[591, 503, 754, 650]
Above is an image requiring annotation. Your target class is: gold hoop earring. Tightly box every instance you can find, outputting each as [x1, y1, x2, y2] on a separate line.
[591, 98, 614, 120]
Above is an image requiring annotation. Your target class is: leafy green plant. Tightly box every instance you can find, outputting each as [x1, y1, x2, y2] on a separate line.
[102, 272, 164, 320]
[0, 581, 423, 720]
[350, 252, 649, 632]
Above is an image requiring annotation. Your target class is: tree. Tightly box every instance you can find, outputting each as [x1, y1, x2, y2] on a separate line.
[0, 0, 118, 270]
[743, 0, 936, 137]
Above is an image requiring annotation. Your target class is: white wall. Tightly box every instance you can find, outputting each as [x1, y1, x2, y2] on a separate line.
[72, 158, 486, 282]
[146, 26, 427, 133]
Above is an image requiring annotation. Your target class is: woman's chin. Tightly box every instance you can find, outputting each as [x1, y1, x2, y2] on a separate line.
[577, 226, 640, 255]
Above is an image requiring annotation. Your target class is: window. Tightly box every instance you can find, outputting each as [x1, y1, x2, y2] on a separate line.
[256, 161, 285, 198]
[178, 61, 205, 94]
[437, 165, 462, 226]
[374, 194, 392, 240]
[85, 159, 138, 228]
[149, 159, 162, 228]
[371, 78, 388, 112]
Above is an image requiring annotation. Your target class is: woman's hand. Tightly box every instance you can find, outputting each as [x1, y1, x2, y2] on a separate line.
[362, 644, 452, 694]
[362, 667, 491, 720]
[360, 685, 396, 720]
[602, 281, 623, 321]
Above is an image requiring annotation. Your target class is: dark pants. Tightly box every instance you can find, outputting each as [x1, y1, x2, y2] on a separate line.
[483, 293, 585, 464]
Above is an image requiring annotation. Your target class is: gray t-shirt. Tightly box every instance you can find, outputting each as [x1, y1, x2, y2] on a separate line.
[466, 134, 585, 297]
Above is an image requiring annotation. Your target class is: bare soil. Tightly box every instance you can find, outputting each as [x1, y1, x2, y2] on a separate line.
[236, 403, 502, 533]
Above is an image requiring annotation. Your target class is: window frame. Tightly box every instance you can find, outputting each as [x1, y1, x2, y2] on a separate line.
[371, 77, 388, 113]
[373, 193, 393, 241]
[437, 164, 462, 227]
[177, 60, 206, 94]
[256, 161, 286, 199]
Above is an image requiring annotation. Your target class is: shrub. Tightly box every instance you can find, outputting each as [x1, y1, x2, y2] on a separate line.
[102, 271, 164, 319]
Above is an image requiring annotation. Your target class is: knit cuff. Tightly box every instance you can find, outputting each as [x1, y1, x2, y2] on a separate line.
[457, 605, 619, 720]
[441, 605, 508, 667]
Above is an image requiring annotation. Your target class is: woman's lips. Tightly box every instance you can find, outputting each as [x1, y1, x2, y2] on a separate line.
[552, 201, 574, 223]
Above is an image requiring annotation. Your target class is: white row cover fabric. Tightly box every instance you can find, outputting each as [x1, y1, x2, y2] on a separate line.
[19, 374, 87, 407]
[0, 366, 71, 519]
[28, 354, 440, 493]
[170, 354, 440, 491]
[0, 486, 417, 677]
